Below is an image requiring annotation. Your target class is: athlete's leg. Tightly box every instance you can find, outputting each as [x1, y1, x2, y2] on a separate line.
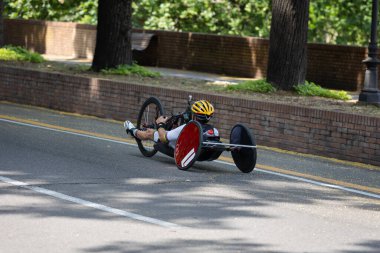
[166, 124, 185, 142]
[124, 120, 155, 141]
[135, 128, 155, 140]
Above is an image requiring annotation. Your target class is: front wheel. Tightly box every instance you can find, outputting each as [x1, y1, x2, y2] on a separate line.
[136, 97, 165, 157]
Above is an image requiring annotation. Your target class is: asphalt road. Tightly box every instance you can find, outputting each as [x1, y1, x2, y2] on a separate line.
[0, 102, 379, 253]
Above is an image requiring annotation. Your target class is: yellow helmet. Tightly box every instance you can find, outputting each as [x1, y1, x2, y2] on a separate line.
[191, 100, 214, 122]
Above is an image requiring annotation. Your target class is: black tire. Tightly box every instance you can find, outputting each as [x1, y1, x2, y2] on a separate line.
[230, 124, 257, 173]
[136, 97, 165, 157]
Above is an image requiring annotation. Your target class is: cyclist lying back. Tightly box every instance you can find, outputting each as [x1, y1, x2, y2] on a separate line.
[124, 100, 220, 150]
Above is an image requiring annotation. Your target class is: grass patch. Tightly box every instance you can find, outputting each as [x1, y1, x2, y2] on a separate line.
[0, 45, 45, 63]
[67, 64, 91, 72]
[225, 79, 276, 93]
[101, 64, 160, 77]
[294, 81, 352, 101]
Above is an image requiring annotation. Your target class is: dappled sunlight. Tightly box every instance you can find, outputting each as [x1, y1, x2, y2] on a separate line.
[0, 183, 118, 221]
[1, 111, 378, 251]
[1, 120, 378, 230]
[73, 23, 96, 59]
[20, 23, 47, 54]
[0, 170, 27, 176]
[247, 37, 268, 78]
[89, 78, 100, 100]
[124, 178, 172, 185]
[3, 157, 370, 229]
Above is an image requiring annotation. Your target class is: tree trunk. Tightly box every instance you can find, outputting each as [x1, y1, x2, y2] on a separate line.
[267, 0, 310, 90]
[91, 0, 133, 72]
[0, 0, 4, 47]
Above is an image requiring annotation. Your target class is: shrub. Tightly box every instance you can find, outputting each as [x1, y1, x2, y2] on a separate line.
[294, 81, 352, 100]
[225, 79, 276, 93]
[101, 64, 160, 77]
[0, 45, 45, 63]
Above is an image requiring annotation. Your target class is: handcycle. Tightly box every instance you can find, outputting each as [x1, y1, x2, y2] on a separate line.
[135, 95, 257, 173]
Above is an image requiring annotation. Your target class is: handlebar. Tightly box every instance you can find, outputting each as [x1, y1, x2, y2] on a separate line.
[164, 95, 193, 130]
[188, 94, 192, 105]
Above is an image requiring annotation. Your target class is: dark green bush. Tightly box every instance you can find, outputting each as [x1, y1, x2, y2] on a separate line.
[225, 79, 276, 93]
[101, 64, 160, 77]
[0, 45, 45, 63]
[294, 81, 351, 100]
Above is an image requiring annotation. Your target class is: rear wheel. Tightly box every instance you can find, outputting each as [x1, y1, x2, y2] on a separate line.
[230, 124, 257, 173]
[136, 97, 165, 157]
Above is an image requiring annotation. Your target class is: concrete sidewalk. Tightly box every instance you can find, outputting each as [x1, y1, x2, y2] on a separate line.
[42, 54, 255, 84]
[42, 54, 360, 100]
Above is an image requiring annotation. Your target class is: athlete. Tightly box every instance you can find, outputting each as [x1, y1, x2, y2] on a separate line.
[124, 100, 220, 149]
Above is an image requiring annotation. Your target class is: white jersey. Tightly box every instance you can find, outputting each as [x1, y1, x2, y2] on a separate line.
[154, 124, 219, 149]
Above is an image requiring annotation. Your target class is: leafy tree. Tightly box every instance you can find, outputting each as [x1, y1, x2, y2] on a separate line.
[266, 0, 310, 90]
[132, 0, 272, 37]
[4, 0, 97, 24]
[132, 0, 373, 46]
[91, 0, 133, 71]
[2, 0, 376, 46]
[308, 0, 372, 46]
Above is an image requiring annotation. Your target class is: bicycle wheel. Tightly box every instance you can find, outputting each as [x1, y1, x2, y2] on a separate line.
[230, 124, 257, 173]
[136, 97, 165, 157]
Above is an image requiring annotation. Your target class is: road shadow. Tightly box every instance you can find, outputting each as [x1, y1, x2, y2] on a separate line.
[81, 238, 281, 253]
[1, 124, 379, 253]
[339, 240, 380, 253]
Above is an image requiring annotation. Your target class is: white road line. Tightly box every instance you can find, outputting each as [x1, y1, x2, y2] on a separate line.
[2, 118, 380, 200]
[0, 175, 182, 229]
[215, 160, 380, 199]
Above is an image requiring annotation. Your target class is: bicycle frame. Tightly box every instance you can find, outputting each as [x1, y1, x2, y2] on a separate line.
[165, 95, 193, 130]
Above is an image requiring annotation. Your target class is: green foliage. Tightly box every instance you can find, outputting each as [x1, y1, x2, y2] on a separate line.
[225, 79, 276, 93]
[0, 45, 45, 63]
[101, 64, 160, 78]
[294, 82, 352, 101]
[132, 0, 271, 37]
[3, 0, 375, 45]
[308, 0, 372, 45]
[133, 0, 374, 45]
[4, 0, 98, 24]
[66, 64, 90, 72]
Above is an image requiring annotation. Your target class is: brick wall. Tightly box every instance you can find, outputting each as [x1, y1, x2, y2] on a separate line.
[4, 19, 96, 58]
[4, 19, 371, 91]
[307, 43, 366, 91]
[1, 66, 379, 166]
[147, 30, 270, 79]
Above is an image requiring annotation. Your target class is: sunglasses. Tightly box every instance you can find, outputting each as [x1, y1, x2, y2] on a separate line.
[195, 114, 213, 121]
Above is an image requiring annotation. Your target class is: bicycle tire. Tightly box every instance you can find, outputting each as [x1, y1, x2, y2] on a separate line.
[136, 97, 165, 157]
[230, 124, 257, 173]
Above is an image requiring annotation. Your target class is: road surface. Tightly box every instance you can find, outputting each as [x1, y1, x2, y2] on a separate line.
[0, 102, 379, 253]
